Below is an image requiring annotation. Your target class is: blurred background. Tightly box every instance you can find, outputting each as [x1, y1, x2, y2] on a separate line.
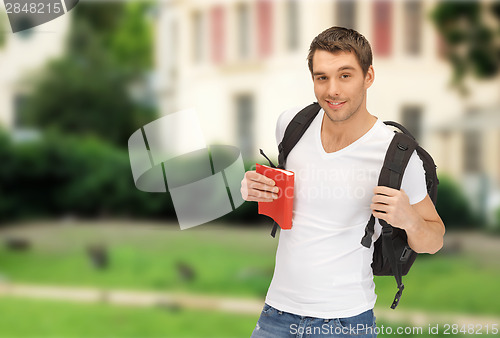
[0, 0, 499, 337]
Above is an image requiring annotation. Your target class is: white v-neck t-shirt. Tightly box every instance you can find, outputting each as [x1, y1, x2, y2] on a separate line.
[264, 105, 427, 319]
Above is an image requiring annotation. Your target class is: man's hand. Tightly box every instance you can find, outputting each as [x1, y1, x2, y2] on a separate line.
[370, 186, 419, 232]
[241, 171, 279, 202]
[371, 186, 445, 254]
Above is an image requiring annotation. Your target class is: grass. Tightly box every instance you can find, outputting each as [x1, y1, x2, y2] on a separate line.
[0, 296, 259, 337]
[0, 297, 497, 338]
[374, 253, 500, 315]
[1, 221, 500, 317]
[0, 221, 277, 298]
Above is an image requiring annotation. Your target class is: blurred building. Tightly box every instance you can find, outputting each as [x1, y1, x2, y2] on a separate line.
[0, 10, 70, 135]
[1, 1, 498, 222]
[156, 0, 500, 222]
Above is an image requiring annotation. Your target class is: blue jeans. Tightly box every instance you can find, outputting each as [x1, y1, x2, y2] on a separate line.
[251, 303, 377, 338]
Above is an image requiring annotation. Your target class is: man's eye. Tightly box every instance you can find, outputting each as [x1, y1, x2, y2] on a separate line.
[341, 74, 350, 79]
[317, 76, 327, 80]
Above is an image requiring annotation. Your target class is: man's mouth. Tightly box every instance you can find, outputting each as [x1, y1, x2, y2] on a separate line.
[326, 99, 346, 109]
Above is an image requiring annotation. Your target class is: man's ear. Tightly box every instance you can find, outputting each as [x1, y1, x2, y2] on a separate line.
[365, 65, 375, 89]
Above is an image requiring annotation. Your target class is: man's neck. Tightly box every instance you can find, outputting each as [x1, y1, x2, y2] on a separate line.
[320, 110, 377, 153]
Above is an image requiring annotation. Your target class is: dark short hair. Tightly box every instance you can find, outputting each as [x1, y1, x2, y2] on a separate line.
[307, 26, 373, 77]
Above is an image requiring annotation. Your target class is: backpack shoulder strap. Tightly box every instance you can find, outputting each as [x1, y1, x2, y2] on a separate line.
[383, 121, 416, 140]
[379, 132, 418, 189]
[384, 120, 439, 204]
[277, 102, 322, 169]
[361, 130, 418, 309]
[361, 131, 418, 248]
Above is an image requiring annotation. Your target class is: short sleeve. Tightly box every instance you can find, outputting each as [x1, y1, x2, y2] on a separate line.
[400, 150, 428, 205]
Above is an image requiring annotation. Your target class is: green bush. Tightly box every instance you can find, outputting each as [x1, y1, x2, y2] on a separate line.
[0, 130, 267, 225]
[435, 174, 475, 229]
[0, 130, 176, 223]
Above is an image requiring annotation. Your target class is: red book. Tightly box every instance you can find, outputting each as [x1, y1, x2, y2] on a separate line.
[255, 163, 295, 230]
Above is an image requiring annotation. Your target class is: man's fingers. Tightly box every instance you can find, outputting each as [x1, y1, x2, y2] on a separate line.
[248, 189, 278, 201]
[241, 170, 279, 202]
[246, 171, 276, 186]
[249, 181, 279, 193]
[371, 203, 389, 213]
[373, 186, 397, 196]
[372, 210, 388, 222]
[372, 194, 390, 204]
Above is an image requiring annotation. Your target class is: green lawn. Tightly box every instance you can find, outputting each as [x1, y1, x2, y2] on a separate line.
[374, 254, 500, 315]
[0, 222, 277, 298]
[1, 221, 500, 318]
[0, 297, 497, 338]
[0, 296, 259, 337]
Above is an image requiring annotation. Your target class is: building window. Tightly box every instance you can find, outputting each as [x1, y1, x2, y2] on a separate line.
[463, 130, 482, 173]
[463, 110, 482, 173]
[373, 0, 392, 57]
[13, 93, 40, 141]
[236, 3, 251, 59]
[257, 0, 273, 58]
[436, 34, 448, 60]
[211, 5, 225, 63]
[192, 11, 203, 63]
[336, 0, 356, 30]
[401, 105, 422, 140]
[14, 94, 30, 128]
[236, 94, 254, 160]
[286, 0, 299, 51]
[403, 0, 422, 55]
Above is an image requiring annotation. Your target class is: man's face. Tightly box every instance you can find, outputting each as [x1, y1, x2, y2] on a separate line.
[311, 50, 374, 123]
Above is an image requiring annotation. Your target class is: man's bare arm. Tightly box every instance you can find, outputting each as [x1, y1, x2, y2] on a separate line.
[371, 186, 445, 254]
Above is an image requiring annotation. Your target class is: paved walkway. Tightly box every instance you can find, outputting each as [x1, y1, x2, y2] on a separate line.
[1, 282, 498, 328]
[0, 282, 263, 314]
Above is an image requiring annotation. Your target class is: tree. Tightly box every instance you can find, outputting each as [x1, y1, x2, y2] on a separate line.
[19, 1, 156, 147]
[71, 1, 154, 73]
[435, 175, 476, 228]
[109, 2, 154, 73]
[430, 1, 500, 94]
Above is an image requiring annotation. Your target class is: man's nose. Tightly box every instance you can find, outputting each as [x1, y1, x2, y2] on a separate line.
[327, 79, 340, 97]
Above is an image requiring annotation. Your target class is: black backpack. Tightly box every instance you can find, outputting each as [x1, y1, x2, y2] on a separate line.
[260, 102, 438, 309]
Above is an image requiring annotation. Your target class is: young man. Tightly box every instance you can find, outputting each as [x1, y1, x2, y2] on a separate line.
[240, 27, 445, 337]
